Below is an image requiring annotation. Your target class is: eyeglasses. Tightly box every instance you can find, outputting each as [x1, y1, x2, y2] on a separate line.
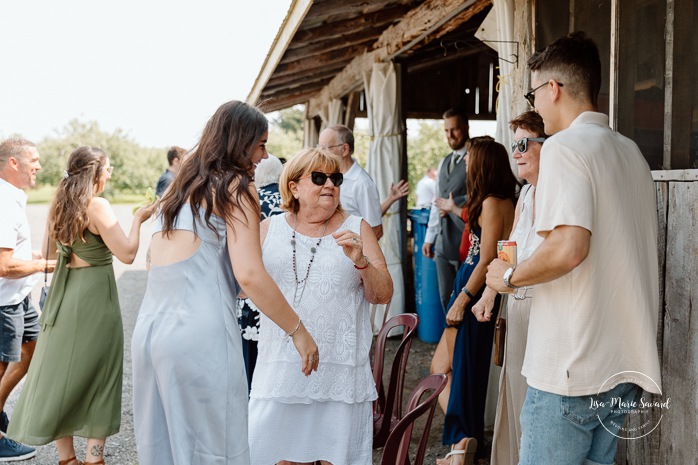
[317, 144, 345, 150]
[524, 81, 563, 107]
[511, 137, 546, 154]
[301, 171, 343, 187]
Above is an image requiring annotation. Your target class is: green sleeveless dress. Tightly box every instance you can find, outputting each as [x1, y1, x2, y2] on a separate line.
[8, 230, 123, 444]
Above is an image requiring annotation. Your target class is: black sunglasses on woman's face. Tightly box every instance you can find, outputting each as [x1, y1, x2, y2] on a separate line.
[511, 137, 546, 154]
[302, 171, 344, 187]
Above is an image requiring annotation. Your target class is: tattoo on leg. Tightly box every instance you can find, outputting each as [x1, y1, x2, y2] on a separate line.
[90, 444, 104, 457]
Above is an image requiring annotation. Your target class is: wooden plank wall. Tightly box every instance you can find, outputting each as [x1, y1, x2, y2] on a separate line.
[616, 173, 698, 464]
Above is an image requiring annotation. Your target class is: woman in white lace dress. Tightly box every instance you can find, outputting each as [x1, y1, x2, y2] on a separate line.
[248, 148, 393, 465]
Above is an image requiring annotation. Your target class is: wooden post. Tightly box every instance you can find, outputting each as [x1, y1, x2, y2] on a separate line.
[663, 0, 694, 169]
[512, 0, 534, 118]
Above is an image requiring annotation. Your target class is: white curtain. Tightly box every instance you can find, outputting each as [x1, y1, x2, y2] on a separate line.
[303, 118, 318, 148]
[328, 99, 344, 125]
[477, 0, 515, 172]
[363, 62, 405, 330]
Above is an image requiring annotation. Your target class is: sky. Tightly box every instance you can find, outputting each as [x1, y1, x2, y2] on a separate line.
[0, 0, 292, 148]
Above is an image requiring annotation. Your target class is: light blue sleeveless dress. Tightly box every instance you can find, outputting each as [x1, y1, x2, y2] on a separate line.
[131, 206, 249, 465]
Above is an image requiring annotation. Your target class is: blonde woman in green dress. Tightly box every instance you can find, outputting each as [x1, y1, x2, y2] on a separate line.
[8, 146, 156, 465]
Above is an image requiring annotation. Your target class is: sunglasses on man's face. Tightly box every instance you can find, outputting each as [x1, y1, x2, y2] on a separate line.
[302, 171, 344, 187]
[511, 137, 546, 154]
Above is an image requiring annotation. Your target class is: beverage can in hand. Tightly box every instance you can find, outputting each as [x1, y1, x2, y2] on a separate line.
[497, 240, 517, 266]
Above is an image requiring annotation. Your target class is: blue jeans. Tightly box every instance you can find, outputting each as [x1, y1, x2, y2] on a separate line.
[519, 383, 641, 465]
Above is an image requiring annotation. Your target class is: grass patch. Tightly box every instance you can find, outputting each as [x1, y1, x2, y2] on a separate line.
[26, 185, 56, 204]
[27, 185, 145, 204]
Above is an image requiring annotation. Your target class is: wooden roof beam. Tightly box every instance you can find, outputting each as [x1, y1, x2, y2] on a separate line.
[247, 0, 313, 107]
[307, 0, 487, 116]
[305, 0, 412, 21]
[280, 37, 378, 64]
[287, 7, 411, 49]
[273, 41, 372, 79]
[266, 63, 347, 89]
[262, 79, 333, 100]
[258, 89, 319, 113]
[415, 1, 492, 52]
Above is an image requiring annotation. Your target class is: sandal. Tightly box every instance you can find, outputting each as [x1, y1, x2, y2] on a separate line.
[84, 461, 105, 465]
[436, 437, 477, 465]
[58, 457, 84, 465]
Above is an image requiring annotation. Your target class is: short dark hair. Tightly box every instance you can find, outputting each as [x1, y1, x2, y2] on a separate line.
[326, 125, 354, 154]
[509, 111, 547, 138]
[528, 31, 602, 107]
[167, 146, 186, 166]
[442, 108, 469, 125]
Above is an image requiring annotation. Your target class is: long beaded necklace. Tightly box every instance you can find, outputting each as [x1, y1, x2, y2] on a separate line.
[291, 214, 330, 306]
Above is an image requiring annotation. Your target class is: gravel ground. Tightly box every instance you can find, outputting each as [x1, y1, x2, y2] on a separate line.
[13, 204, 455, 465]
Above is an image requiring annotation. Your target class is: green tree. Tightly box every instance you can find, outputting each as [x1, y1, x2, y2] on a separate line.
[267, 106, 304, 161]
[273, 106, 304, 135]
[406, 120, 445, 206]
[356, 119, 445, 207]
[36, 120, 165, 199]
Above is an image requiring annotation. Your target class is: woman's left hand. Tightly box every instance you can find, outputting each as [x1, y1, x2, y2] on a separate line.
[333, 229, 365, 266]
[445, 291, 469, 326]
[434, 192, 456, 214]
[134, 200, 159, 223]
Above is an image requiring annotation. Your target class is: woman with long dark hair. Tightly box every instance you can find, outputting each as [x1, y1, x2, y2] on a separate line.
[430, 137, 518, 465]
[8, 146, 155, 465]
[131, 100, 319, 465]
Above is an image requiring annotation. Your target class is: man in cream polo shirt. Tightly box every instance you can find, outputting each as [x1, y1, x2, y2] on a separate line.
[486, 33, 661, 465]
[0, 139, 56, 461]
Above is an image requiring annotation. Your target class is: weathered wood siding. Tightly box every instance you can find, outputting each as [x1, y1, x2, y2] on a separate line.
[616, 170, 698, 464]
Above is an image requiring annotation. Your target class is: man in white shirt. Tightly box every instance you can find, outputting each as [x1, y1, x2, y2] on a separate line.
[414, 167, 437, 208]
[486, 32, 662, 465]
[422, 109, 469, 311]
[0, 139, 56, 460]
[318, 125, 384, 239]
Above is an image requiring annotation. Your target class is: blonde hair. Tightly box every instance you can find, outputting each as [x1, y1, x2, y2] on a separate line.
[279, 148, 343, 214]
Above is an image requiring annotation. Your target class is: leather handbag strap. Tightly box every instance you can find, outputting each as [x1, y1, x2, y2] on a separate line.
[44, 234, 50, 285]
[496, 294, 508, 322]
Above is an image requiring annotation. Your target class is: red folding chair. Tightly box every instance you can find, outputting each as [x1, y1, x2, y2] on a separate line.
[380, 373, 448, 465]
[372, 313, 420, 449]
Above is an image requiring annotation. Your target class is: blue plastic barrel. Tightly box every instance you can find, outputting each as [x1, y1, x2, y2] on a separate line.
[408, 208, 446, 343]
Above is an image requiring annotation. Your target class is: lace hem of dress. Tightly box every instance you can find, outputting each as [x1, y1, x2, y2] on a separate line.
[251, 361, 377, 404]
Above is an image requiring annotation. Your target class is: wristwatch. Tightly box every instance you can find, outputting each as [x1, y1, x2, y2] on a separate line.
[503, 265, 518, 289]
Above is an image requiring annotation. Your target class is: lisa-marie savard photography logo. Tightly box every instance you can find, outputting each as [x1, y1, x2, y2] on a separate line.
[589, 371, 670, 440]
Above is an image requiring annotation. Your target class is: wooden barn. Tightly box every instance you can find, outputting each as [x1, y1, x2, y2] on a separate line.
[247, 1, 698, 463]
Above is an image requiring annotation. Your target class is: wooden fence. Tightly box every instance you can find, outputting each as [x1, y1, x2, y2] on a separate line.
[616, 169, 698, 464]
